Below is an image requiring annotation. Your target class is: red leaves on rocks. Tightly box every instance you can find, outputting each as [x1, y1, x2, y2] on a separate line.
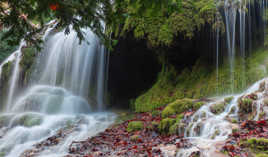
[67, 111, 188, 157]
[222, 119, 268, 157]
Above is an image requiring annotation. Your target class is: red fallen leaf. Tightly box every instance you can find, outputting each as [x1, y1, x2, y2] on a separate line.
[257, 120, 267, 126]
[137, 138, 143, 143]
[241, 121, 247, 128]
[132, 145, 138, 149]
[224, 145, 235, 151]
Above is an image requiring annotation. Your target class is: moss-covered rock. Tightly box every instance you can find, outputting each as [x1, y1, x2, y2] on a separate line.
[176, 114, 184, 123]
[210, 102, 226, 114]
[11, 113, 42, 127]
[0, 115, 12, 127]
[158, 118, 176, 134]
[238, 98, 254, 114]
[169, 123, 179, 135]
[256, 154, 268, 157]
[127, 121, 144, 132]
[241, 138, 268, 154]
[258, 81, 266, 92]
[161, 99, 203, 118]
[20, 47, 37, 86]
[224, 96, 234, 104]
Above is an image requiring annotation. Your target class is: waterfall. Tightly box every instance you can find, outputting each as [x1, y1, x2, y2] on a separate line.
[224, 0, 237, 93]
[30, 27, 107, 110]
[0, 25, 115, 157]
[240, 1, 246, 89]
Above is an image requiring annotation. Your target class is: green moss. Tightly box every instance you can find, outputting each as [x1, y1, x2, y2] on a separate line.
[238, 98, 253, 114]
[210, 102, 226, 114]
[161, 98, 200, 118]
[169, 123, 178, 135]
[231, 119, 238, 123]
[158, 118, 176, 134]
[224, 96, 234, 104]
[256, 154, 268, 157]
[127, 121, 144, 132]
[241, 138, 268, 154]
[232, 128, 239, 134]
[161, 105, 176, 118]
[20, 47, 37, 85]
[12, 114, 42, 127]
[176, 113, 184, 123]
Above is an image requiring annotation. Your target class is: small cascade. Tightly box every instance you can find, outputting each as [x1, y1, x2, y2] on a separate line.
[177, 78, 268, 156]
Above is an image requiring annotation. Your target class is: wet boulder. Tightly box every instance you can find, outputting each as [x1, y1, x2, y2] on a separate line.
[0, 114, 13, 127]
[161, 99, 204, 118]
[210, 102, 226, 115]
[158, 118, 176, 134]
[238, 98, 253, 114]
[10, 113, 43, 127]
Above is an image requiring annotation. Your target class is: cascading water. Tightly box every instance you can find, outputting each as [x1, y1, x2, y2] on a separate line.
[0, 25, 115, 157]
[5, 41, 26, 110]
[176, 78, 268, 157]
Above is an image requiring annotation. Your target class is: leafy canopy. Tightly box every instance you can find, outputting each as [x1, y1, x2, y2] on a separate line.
[0, 0, 221, 48]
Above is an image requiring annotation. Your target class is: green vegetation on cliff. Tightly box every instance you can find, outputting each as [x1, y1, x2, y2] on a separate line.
[134, 47, 268, 112]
